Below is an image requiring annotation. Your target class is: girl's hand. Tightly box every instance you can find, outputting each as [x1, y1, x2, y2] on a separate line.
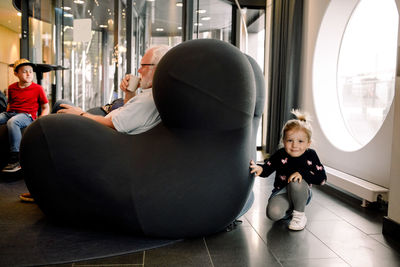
[249, 160, 263, 177]
[288, 172, 302, 183]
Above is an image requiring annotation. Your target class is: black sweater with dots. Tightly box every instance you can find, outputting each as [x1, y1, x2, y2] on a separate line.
[258, 148, 327, 190]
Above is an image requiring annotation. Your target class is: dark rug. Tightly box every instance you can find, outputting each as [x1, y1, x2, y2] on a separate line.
[0, 177, 179, 267]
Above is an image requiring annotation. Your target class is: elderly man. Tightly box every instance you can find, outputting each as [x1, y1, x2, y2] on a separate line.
[57, 45, 170, 134]
[19, 45, 170, 202]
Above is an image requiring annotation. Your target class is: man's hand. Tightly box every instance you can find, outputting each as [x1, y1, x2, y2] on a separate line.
[120, 74, 136, 104]
[57, 103, 116, 129]
[56, 103, 84, 116]
[288, 172, 302, 183]
[120, 74, 131, 93]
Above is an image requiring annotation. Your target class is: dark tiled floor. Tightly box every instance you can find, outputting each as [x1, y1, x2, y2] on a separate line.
[42, 176, 400, 267]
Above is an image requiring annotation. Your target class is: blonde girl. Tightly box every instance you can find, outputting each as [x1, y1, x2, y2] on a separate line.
[250, 109, 326, 230]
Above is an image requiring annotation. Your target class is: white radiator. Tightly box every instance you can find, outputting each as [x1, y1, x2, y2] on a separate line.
[325, 166, 389, 206]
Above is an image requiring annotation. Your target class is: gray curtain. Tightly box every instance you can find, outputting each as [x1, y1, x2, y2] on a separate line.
[266, 0, 303, 154]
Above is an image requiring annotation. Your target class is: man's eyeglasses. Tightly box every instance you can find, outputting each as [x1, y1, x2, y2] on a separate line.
[140, 63, 156, 68]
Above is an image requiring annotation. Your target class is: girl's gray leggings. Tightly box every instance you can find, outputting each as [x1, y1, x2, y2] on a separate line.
[267, 180, 310, 221]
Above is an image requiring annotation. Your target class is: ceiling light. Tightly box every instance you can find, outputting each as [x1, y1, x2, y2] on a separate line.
[64, 13, 73, 18]
[156, 28, 164, 32]
[99, 25, 108, 28]
[194, 23, 203, 26]
[61, 6, 71, 11]
[176, 2, 183, 7]
[177, 26, 182, 30]
[201, 16, 211, 21]
[74, 0, 84, 4]
[196, 9, 206, 14]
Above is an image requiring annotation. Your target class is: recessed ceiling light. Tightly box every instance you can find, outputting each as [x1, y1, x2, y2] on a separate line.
[177, 26, 182, 30]
[201, 16, 211, 21]
[74, 0, 84, 4]
[176, 2, 183, 7]
[61, 6, 71, 11]
[99, 25, 108, 28]
[194, 23, 203, 26]
[196, 9, 206, 14]
[156, 28, 164, 32]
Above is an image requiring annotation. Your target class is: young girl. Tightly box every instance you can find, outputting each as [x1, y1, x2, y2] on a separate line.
[250, 110, 326, 230]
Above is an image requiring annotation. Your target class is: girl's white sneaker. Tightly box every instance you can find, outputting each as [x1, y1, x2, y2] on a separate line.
[288, 210, 307, 230]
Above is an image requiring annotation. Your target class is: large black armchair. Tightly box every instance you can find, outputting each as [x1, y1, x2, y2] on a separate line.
[20, 39, 265, 238]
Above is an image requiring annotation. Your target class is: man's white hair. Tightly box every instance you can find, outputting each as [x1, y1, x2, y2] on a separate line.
[148, 45, 170, 65]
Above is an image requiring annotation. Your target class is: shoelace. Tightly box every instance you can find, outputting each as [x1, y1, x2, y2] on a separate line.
[291, 212, 303, 223]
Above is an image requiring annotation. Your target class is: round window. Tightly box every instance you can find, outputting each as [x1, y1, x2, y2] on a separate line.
[313, 0, 398, 151]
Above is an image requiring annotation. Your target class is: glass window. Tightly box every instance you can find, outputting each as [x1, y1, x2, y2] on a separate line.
[313, 0, 399, 151]
[337, 0, 398, 146]
[192, 0, 232, 42]
[29, 0, 55, 100]
[246, 9, 265, 147]
[136, 1, 183, 51]
[58, 0, 123, 109]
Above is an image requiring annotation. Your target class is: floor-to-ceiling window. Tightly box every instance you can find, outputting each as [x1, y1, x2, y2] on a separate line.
[192, 0, 232, 42]
[58, 0, 124, 109]
[28, 0, 55, 101]
[246, 8, 265, 148]
[6, 0, 265, 116]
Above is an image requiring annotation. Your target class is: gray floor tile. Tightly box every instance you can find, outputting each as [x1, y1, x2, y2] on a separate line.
[281, 258, 350, 267]
[144, 238, 212, 267]
[74, 252, 143, 265]
[206, 225, 280, 267]
[245, 188, 338, 262]
[41, 264, 73, 267]
[260, 221, 337, 261]
[308, 186, 386, 235]
[307, 220, 400, 267]
[370, 234, 400, 252]
[305, 201, 343, 221]
[327, 206, 383, 234]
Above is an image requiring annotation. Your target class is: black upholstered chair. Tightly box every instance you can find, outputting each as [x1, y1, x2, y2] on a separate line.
[20, 39, 265, 238]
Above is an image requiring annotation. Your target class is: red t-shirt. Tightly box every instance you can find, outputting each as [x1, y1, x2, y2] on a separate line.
[7, 82, 49, 120]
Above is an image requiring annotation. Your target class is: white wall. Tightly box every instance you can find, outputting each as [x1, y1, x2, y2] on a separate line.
[0, 25, 20, 92]
[300, 0, 400, 224]
[388, 0, 400, 227]
[301, 0, 394, 188]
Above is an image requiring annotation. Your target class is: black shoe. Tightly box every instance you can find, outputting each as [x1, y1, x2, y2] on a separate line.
[225, 219, 243, 232]
[2, 161, 21, 172]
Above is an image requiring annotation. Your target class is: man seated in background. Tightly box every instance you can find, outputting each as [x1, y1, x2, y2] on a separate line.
[19, 45, 170, 202]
